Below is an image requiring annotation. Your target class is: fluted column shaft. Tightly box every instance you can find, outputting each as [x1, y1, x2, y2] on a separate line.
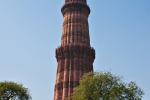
[61, 2, 90, 46]
[54, 1, 95, 100]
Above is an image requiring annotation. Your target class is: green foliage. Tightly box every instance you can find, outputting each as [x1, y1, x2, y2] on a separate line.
[0, 81, 31, 100]
[65, 98, 70, 100]
[71, 71, 144, 100]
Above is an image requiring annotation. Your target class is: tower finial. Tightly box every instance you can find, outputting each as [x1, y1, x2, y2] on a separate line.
[65, 0, 86, 4]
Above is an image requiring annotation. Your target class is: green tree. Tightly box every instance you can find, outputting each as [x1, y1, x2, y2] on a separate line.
[71, 71, 144, 100]
[0, 81, 31, 100]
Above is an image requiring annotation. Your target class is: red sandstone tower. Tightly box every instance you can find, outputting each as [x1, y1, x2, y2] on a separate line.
[54, 0, 95, 100]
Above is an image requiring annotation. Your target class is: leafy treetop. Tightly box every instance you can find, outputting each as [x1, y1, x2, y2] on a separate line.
[70, 71, 144, 100]
[0, 81, 31, 100]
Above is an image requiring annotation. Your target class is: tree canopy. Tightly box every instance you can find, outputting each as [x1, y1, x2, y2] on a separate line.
[0, 81, 31, 100]
[71, 71, 144, 100]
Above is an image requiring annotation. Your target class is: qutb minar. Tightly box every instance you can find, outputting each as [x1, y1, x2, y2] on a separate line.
[54, 0, 95, 100]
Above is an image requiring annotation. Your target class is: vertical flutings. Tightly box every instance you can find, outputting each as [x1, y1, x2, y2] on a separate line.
[54, 0, 95, 100]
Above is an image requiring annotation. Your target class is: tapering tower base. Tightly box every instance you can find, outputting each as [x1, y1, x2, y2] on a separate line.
[54, 44, 95, 100]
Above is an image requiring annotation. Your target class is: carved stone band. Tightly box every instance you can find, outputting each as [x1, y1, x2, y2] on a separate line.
[56, 45, 95, 61]
[61, 3, 90, 16]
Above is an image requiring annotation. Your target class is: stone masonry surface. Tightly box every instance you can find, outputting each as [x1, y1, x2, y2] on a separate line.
[54, 0, 95, 100]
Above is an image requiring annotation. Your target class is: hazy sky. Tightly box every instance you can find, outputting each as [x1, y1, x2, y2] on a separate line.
[0, 0, 150, 100]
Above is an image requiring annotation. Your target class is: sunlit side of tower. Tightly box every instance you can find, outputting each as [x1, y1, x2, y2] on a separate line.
[54, 0, 95, 100]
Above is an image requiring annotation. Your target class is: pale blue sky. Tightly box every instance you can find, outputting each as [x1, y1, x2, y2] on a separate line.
[0, 0, 150, 100]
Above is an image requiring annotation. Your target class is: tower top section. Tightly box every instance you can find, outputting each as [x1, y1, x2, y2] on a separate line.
[62, 0, 90, 17]
[65, 0, 87, 4]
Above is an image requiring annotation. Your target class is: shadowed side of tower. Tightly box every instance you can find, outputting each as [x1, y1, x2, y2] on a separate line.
[54, 0, 95, 100]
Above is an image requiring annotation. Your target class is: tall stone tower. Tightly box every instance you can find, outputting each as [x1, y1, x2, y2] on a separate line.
[54, 0, 95, 100]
